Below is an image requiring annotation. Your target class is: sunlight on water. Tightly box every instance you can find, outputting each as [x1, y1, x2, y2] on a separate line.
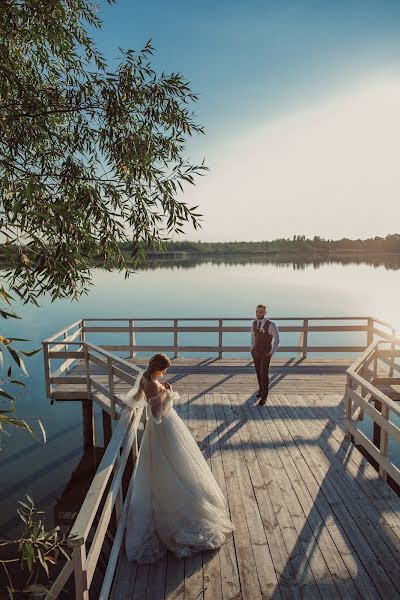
[0, 260, 399, 535]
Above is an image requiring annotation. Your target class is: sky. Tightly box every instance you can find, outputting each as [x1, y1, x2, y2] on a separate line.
[92, 0, 400, 241]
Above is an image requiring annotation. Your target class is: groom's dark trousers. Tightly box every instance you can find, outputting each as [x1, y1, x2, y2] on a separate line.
[251, 350, 271, 396]
[251, 318, 273, 397]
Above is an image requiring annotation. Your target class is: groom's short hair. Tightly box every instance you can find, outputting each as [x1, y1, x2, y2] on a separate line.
[256, 304, 267, 311]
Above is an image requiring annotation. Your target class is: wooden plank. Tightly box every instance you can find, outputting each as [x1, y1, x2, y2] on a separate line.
[195, 394, 223, 600]
[306, 393, 400, 525]
[183, 392, 204, 600]
[244, 396, 361, 599]
[243, 394, 346, 598]
[164, 551, 185, 600]
[144, 555, 167, 600]
[110, 554, 138, 600]
[132, 565, 150, 600]
[83, 324, 368, 333]
[51, 376, 87, 385]
[164, 394, 186, 600]
[48, 351, 83, 359]
[275, 394, 400, 598]
[262, 395, 384, 600]
[229, 393, 322, 600]
[215, 392, 274, 600]
[204, 393, 241, 600]
[294, 393, 400, 533]
[103, 345, 366, 354]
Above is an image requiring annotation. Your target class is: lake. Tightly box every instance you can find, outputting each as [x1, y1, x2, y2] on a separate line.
[1, 258, 400, 536]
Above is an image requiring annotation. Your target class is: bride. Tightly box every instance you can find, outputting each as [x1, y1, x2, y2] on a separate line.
[124, 353, 235, 564]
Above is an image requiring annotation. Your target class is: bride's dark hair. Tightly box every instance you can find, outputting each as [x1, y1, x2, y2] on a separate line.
[146, 353, 171, 375]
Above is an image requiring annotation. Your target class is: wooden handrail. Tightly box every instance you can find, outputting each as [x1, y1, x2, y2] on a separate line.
[43, 319, 83, 343]
[43, 315, 400, 598]
[44, 316, 398, 403]
[81, 316, 370, 321]
[345, 336, 400, 485]
[346, 339, 379, 374]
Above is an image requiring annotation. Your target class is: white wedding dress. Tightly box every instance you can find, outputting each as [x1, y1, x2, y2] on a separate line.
[124, 378, 235, 564]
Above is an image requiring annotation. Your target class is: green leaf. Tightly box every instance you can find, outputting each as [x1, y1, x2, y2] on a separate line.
[0, 389, 15, 400]
[37, 420, 47, 444]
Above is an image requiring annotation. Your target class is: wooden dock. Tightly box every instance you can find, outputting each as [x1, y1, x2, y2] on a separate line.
[42, 317, 400, 600]
[110, 373, 400, 600]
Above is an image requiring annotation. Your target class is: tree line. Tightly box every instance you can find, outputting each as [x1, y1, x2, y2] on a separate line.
[120, 234, 400, 257]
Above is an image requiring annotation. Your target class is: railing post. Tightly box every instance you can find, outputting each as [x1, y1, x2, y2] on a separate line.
[102, 410, 112, 447]
[43, 342, 51, 399]
[174, 319, 178, 358]
[84, 345, 91, 400]
[389, 328, 396, 377]
[373, 398, 382, 456]
[79, 319, 85, 358]
[345, 373, 353, 439]
[367, 317, 373, 347]
[129, 319, 136, 359]
[379, 404, 389, 481]
[302, 319, 308, 359]
[107, 357, 116, 419]
[219, 319, 223, 359]
[373, 343, 378, 377]
[72, 541, 89, 600]
[63, 331, 69, 374]
[113, 453, 123, 524]
[83, 346, 95, 450]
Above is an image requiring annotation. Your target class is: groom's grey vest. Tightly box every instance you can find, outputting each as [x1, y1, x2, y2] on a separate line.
[252, 319, 273, 353]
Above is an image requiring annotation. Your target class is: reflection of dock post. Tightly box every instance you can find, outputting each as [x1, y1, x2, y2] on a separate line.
[82, 399, 95, 449]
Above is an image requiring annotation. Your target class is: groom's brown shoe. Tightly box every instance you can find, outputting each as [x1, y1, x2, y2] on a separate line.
[258, 396, 267, 405]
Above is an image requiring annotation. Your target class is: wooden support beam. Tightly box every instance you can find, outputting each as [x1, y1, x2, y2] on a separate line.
[102, 410, 112, 447]
[302, 318, 308, 359]
[82, 399, 95, 450]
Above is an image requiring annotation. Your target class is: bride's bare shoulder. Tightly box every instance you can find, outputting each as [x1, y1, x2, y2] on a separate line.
[141, 377, 157, 394]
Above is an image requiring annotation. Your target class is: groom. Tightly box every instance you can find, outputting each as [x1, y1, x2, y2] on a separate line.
[251, 304, 280, 405]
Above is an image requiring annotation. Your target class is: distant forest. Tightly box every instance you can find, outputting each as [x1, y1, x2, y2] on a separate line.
[120, 234, 400, 258]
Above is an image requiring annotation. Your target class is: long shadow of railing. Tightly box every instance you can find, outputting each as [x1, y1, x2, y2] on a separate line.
[174, 390, 400, 599]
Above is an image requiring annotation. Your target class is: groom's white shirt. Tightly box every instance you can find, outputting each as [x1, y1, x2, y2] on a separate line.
[250, 318, 280, 354]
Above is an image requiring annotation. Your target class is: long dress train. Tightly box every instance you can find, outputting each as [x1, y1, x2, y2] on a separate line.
[124, 383, 235, 564]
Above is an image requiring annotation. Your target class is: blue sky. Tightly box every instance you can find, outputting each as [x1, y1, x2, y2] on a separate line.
[92, 1, 400, 240]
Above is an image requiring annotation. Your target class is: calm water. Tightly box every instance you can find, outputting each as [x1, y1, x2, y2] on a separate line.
[1, 259, 400, 536]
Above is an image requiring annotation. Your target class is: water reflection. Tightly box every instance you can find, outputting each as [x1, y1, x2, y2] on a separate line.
[139, 254, 400, 271]
[1, 257, 400, 539]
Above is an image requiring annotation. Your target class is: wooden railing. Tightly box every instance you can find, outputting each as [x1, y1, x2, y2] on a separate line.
[43, 316, 394, 398]
[42, 315, 399, 598]
[44, 353, 146, 600]
[345, 336, 400, 486]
